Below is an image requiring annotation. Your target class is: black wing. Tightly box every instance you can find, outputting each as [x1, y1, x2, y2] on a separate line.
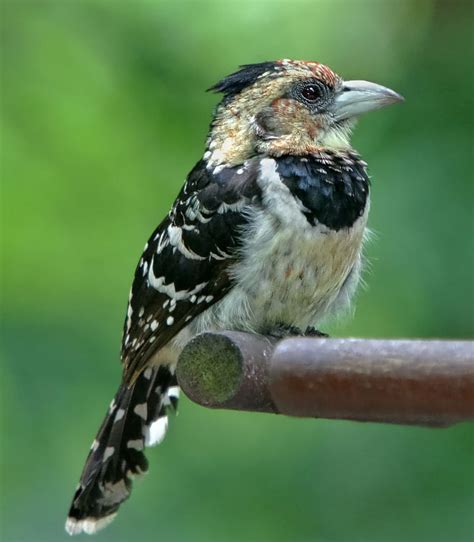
[121, 158, 261, 382]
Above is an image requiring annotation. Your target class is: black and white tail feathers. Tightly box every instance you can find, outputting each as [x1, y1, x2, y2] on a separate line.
[66, 365, 179, 535]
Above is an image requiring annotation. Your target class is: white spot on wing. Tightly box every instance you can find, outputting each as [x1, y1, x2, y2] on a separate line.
[168, 225, 205, 260]
[148, 264, 207, 300]
[126, 302, 133, 334]
[156, 232, 170, 254]
[209, 245, 233, 260]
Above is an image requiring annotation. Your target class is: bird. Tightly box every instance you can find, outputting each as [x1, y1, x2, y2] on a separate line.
[65, 59, 403, 535]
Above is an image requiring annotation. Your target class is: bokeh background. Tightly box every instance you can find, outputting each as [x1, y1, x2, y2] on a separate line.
[1, 1, 473, 541]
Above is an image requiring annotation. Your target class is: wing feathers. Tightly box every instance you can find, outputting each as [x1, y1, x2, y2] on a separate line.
[121, 159, 261, 381]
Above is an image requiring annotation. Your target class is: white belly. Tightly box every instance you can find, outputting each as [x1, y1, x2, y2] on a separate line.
[195, 209, 367, 335]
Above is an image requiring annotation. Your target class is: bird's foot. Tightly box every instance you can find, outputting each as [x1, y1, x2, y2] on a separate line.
[269, 324, 303, 339]
[303, 326, 329, 338]
[269, 324, 329, 339]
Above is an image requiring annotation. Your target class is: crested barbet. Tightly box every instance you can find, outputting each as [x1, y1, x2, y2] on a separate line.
[66, 59, 403, 535]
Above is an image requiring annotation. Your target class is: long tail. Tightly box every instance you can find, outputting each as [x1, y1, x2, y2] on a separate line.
[65, 365, 179, 535]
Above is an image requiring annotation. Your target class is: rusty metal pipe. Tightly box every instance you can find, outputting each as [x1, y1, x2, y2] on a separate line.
[176, 332, 474, 427]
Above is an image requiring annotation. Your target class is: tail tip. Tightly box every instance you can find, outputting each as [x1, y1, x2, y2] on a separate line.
[65, 513, 117, 536]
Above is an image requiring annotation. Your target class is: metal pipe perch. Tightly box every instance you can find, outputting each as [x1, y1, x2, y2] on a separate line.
[176, 332, 474, 427]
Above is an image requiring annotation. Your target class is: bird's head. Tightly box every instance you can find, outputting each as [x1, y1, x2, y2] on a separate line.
[206, 59, 403, 166]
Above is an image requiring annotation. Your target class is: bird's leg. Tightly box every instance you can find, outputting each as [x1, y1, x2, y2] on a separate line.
[269, 323, 329, 339]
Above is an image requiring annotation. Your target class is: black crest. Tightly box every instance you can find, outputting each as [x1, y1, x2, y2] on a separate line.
[208, 61, 278, 99]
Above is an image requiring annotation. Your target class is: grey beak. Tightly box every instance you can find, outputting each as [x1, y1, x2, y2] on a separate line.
[333, 80, 404, 121]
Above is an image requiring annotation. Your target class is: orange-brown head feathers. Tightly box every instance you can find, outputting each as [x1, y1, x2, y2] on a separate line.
[206, 60, 403, 166]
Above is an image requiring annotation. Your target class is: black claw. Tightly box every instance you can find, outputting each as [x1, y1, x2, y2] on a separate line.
[304, 327, 329, 338]
[269, 324, 329, 339]
[268, 323, 304, 338]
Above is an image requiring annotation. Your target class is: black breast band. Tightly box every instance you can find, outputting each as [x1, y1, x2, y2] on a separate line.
[275, 151, 370, 230]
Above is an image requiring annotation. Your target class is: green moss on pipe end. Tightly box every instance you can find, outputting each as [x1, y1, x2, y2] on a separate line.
[177, 333, 243, 405]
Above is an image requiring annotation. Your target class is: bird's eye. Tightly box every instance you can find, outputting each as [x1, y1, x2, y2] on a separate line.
[301, 84, 322, 102]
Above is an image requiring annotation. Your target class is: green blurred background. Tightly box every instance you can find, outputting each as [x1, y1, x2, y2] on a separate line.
[1, 1, 473, 541]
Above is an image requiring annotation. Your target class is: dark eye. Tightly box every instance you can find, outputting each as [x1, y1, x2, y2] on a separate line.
[301, 84, 322, 102]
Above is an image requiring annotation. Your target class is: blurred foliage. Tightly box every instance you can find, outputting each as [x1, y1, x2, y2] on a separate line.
[1, 1, 473, 541]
